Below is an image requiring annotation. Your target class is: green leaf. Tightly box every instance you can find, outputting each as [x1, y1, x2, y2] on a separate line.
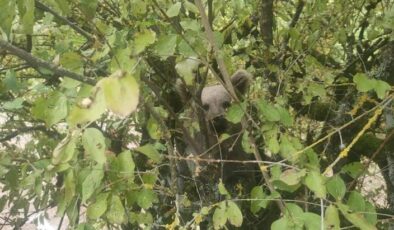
[17, 0, 35, 35]
[225, 103, 245, 124]
[226, 201, 243, 227]
[79, 0, 98, 20]
[283, 203, 304, 229]
[271, 217, 289, 230]
[183, 1, 199, 14]
[52, 134, 77, 165]
[117, 150, 135, 180]
[99, 70, 140, 117]
[154, 34, 177, 59]
[257, 99, 280, 122]
[326, 175, 346, 200]
[307, 82, 326, 98]
[175, 58, 200, 85]
[147, 116, 160, 139]
[374, 80, 391, 99]
[136, 189, 158, 209]
[64, 170, 76, 204]
[0, 0, 15, 37]
[337, 203, 377, 230]
[267, 135, 280, 154]
[364, 201, 377, 225]
[279, 135, 298, 163]
[325, 205, 340, 230]
[213, 201, 227, 230]
[241, 131, 254, 154]
[341, 162, 364, 178]
[130, 0, 146, 15]
[134, 29, 156, 54]
[81, 164, 104, 204]
[4, 70, 22, 92]
[87, 193, 109, 219]
[3, 98, 24, 110]
[353, 73, 376, 93]
[60, 52, 84, 74]
[68, 87, 106, 127]
[250, 186, 268, 214]
[76, 224, 95, 230]
[347, 191, 365, 212]
[302, 212, 321, 230]
[304, 170, 326, 198]
[55, 0, 71, 15]
[279, 169, 306, 186]
[31, 91, 68, 127]
[135, 144, 162, 163]
[166, 2, 182, 17]
[277, 106, 293, 126]
[130, 211, 153, 225]
[218, 180, 229, 196]
[82, 128, 106, 164]
[106, 195, 125, 224]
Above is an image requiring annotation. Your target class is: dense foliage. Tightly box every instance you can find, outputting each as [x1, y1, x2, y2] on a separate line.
[0, 0, 394, 229]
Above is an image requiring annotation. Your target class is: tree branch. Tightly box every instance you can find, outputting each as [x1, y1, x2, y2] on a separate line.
[281, 0, 305, 49]
[35, 0, 94, 42]
[194, 0, 237, 100]
[259, 0, 274, 47]
[0, 39, 96, 85]
[1, 125, 51, 142]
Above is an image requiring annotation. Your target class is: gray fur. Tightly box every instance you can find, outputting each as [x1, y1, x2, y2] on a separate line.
[201, 69, 252, 120]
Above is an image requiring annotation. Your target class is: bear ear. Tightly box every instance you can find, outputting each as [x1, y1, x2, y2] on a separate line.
[230, 69, 252, 95]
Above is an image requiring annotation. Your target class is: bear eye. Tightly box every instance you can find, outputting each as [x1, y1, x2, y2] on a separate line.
[202, 104, 210, 111]
[222, 101, 231, 109]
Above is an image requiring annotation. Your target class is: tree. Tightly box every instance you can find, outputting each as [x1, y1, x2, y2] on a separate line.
[0, 0, 393, 229]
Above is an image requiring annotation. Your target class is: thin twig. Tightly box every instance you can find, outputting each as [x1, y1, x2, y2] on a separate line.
[35, 0, 94, 41]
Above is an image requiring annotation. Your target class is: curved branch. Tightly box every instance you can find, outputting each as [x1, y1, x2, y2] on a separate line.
[0, 39, 96, 85]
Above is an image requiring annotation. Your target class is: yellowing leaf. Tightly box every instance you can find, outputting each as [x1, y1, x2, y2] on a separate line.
[82, 128, 106, 164]
[226, 201, 243, 227]
[374, 80, 390, 99]
[213, 201, 227, 229]
[52, 134, 77, 165]
[134, 29, 156, 54]
[175, 58, 200, 85]
[99, 70, 139, 117]
[68, 88, 106, 127]
[325, 205, 340, 230]
[87, 193, 109, 219]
